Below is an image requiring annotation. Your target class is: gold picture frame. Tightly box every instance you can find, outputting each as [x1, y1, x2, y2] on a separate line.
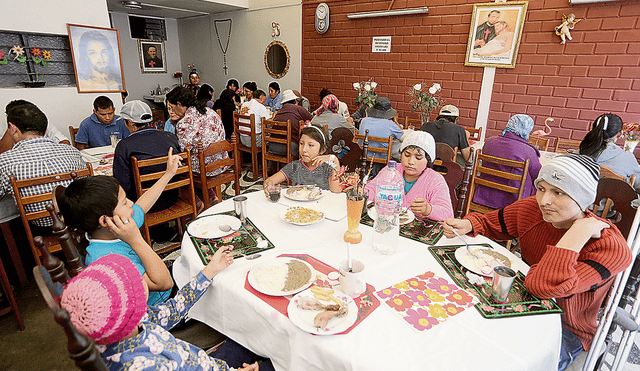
[67, 23, 126, 93]
[138, 40, 167, 74]
[464, 1, 528, 69]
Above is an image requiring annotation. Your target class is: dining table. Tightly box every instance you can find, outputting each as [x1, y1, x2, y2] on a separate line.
[80, 145, 115, 176]
[173, 190, 562, 371]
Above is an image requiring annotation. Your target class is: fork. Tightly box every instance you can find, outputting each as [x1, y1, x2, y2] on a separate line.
[449, 226, 481, 258]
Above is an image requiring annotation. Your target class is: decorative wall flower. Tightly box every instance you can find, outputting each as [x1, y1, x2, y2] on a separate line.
[408, 82, 443, 122]
[31, 48, 51, 82]
[6, 45, 51, 82]
[0, 50, 7, 65]
[31, 48, 42, 57]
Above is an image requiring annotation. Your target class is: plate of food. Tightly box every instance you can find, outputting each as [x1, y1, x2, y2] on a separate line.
[367, 205, 415, 225]
[454, 246, 512, 277]
[284, 185, 323, 201]
[279, 206, 324, 226]
[187, 214, 242, 239]
[248, 257, 315, 297]
[287, 286, 357, 335]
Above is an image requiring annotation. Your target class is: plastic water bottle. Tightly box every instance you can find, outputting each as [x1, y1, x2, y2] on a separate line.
[372, 161, 403, 255]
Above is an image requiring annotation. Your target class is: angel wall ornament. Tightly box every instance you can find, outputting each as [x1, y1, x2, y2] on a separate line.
[555, 14, 580, 44]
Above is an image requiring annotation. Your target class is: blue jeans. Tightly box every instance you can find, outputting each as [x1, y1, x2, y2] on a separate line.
[558, 327, 584, 371]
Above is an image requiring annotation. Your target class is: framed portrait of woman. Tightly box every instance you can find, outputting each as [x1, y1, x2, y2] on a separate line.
[138, 40, 166, 74]
[464, 2, 528, 69]
[67, 24, 126, 93]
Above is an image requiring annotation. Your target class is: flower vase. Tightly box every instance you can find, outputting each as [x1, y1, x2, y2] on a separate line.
[625, 140, 639, 153]
[344, 196, 366, 244]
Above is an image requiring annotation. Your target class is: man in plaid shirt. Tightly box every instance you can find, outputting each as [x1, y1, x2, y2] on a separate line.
[0, 101, 87, 232]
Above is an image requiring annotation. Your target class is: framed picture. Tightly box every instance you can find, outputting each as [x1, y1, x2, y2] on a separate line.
[138, 40, 166, 74]
[67, 24, 126, 93]
[464, 1, 528, 69]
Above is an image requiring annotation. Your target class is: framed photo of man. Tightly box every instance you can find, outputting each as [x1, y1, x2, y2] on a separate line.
[138, 40, 166, 74]
[464, 2, 528, 69]
[67, 24, 126, 93]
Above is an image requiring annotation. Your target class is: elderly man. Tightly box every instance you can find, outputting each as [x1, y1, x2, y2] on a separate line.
[420, 105, 470, 163]
[75, 96, 129, 149]
[0, 101, 86, 234]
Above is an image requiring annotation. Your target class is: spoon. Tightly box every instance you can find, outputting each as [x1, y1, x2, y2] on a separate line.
[449, 225, 481, 258]
[219, 224, 248, 235]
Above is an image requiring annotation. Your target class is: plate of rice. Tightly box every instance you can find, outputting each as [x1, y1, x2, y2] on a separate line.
[454, 246, 512, 277]
[284, 185, 323, 201]
[248, 257, 315, 296]
[279, 206, 324, 226]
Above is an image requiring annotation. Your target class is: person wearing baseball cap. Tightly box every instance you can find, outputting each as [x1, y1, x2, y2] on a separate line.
[113, 100, 181, 212]
[442, 153, 632, 371]
[420, 104, 471, 164]
[364, 130, 453, 221]
[271, 89, 313, 157]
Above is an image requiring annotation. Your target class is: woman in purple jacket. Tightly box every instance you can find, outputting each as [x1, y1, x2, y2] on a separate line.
[472, 114, 542, 209]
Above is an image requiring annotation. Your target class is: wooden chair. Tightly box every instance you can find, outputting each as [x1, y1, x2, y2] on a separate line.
[464, 152, 531, 215]
[68, 126, 79, 149]
[10, 165, 93, 266]
[0, 251, 24, 330]
[591, 177, 637, 239]
[194, 135, 241, 210]
[600, 165, 637, 187]
[329, 127, 362, 173]
[131, 150, 197, 254]
[404, 117, 422, 130]
[456, 148, 476, 218]
[32, 238, 108, 370]
[461, 125, 482, 142]
[527, 136, 551, 151]
[233, 111, 260, 181]
[435, 142, 457, 163]
[261, 118, 293, 180]
[353, 130, 394, 165]
[553, 137, 581, 153]
[433, 143, 465, 214]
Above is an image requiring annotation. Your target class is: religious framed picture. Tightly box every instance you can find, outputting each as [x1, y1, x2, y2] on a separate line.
[67, 24, 126, 93]
[138, 40, 166, 74]
[464, 1, 528, 69]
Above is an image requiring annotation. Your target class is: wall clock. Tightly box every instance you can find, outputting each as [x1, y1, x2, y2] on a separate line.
[315, 3, 330, 34]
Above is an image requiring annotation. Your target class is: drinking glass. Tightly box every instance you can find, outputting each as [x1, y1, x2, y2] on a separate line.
[267, 184, 282, 202]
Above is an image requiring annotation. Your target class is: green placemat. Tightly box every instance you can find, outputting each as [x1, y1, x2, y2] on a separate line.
[428, 244, 563, 318]
[360, 212, 444, 245]
[188, 212, 275, 265]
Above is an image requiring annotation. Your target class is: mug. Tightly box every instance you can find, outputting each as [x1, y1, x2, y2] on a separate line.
[233, 196, 248, 220]
[339, 259, 366, 298]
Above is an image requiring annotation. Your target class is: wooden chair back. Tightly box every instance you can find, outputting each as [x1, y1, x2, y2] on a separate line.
[10, 164, 93, 266]
[353, 131, 393, 165]
[433, 143, 465, 214]
[233, 111, 260, 180]
[435, 142, 457, 163]
[131, 150, 197, 254]
[553, 137, 581, 153]
[465, 126, 482, 142]
[456, 148, 476, 218]
[404, 117, 422, 130]
[329, 127, 362, 173]
[194, 135, 241, 210]
[68, 126, 80, 149]
[528, 136, 551, 151]
[600, 165, 635, 188]
[591, 177, 637, 238]
[261, 118, 292, 180]
[464, 152, 530, 215]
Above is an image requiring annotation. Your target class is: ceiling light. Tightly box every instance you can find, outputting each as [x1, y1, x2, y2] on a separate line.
[347, 7, 429, 19]
[122, 1, 142, 9]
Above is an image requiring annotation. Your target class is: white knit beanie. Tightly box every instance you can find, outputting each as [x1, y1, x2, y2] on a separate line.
[400, 130, 436, 162]
[534, 153, 600, 210]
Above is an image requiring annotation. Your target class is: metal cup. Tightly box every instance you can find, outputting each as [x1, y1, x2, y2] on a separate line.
[491, 266, 516, 303]
[233, 196, 248, 220]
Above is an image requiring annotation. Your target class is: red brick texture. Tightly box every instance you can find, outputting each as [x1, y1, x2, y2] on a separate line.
[301, 0, 640, 144]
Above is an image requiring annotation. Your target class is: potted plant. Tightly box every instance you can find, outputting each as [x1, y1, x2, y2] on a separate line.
[353, 79, 378, 109]
[622, 122, 639, 152]
[408, 82, 443, 123]
[8, 45, 51, 87]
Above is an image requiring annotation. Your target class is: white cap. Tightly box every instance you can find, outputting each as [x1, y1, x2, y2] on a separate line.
[439, 104, 459, 117]
[120, 100, 153, 124]
[281, 89, 297, 103]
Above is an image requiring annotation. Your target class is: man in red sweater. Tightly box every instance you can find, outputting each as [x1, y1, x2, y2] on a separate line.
[443, 153, 632, 371]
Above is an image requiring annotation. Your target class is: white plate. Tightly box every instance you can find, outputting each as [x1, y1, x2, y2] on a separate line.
[187, 214, 241, 239]
[454, 246, 512, 277]
[279, 206, 324, 226]
[367, 206, 415, 225]
[284, 186, 324, 202]
[248, 257, 315, 297]
[287, 288, 358, 335]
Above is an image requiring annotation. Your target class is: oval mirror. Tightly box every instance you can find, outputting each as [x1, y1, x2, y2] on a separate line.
[264, 41, 290, 79]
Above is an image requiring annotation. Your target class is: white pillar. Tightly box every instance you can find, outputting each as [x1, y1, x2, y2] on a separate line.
[474, 66, 495, 143]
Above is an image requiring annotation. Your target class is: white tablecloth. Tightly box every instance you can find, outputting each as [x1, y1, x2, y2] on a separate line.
[81, 145, 114, 176]
[173, 191, 561, 371]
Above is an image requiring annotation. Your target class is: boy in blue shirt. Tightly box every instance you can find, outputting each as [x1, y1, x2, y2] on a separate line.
[58, 148, 182, 305]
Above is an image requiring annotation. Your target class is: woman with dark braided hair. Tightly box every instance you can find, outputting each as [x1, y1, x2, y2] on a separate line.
[579, 113, 640, 190]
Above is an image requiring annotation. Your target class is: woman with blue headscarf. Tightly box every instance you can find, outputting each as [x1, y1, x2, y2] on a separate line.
[472, 114, 542, 209]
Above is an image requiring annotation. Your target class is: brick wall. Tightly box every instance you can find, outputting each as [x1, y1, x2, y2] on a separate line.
[301, 0, 640, 144]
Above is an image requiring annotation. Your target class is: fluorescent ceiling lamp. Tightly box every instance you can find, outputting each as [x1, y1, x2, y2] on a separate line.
[347, 7, 429, 19]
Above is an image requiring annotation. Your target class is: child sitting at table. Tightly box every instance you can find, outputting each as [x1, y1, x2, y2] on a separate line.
[442, 153, 632, 371]
[60, 250, 269, 371]
[364, 130, 454, 221]
[263, 123, 342, 195]
[57, 148, 182, 306]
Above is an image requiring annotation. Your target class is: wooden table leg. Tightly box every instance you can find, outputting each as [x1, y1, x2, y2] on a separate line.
[1, 222, 28, 287]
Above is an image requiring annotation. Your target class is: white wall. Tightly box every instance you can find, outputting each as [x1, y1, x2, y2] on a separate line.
[0, 0, 122, 137]
[177, 1, 302, 96]
[110, 12, 183, 102]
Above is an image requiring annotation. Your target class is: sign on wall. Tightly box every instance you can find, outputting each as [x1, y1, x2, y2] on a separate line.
[372, 36, 391, 53]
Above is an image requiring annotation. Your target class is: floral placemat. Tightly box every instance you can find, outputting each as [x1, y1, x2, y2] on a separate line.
[360, 212, 444, 245]
[243, 254, 380, 335]
[189, 213, 275, 265]
[373, 272, 478, 332]
[428, 245, 563, 318]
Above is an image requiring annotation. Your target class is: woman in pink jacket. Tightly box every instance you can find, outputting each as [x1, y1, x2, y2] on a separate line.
[365, 130, 453, 221]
